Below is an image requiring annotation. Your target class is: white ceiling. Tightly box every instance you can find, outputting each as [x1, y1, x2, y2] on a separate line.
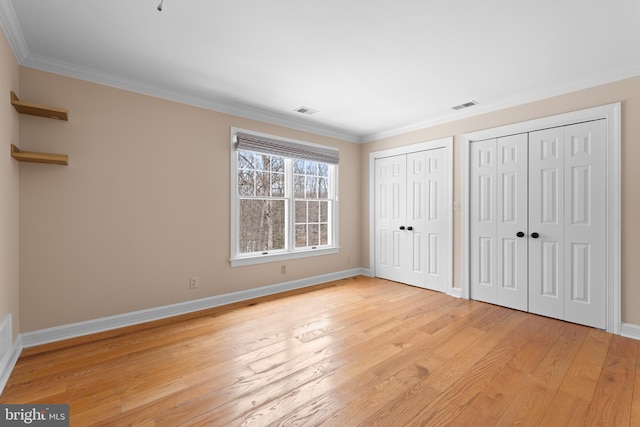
[1, 0, 639, 142]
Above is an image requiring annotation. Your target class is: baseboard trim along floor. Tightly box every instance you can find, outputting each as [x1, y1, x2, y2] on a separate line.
[19, 268, 370, 349]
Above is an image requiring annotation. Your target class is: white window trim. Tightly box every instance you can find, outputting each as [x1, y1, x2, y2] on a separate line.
[230, 127, 339, 267]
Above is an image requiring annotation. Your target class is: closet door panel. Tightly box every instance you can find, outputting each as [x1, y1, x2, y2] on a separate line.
[470, 139, 498, 304]
[564, 120, 606, 328]
[375, 155, 410, 284]
[420, 148, 448, 292]
[496, 134, 528, 311]
[405, 152, 428, 287]
[528, 128, 565, 321]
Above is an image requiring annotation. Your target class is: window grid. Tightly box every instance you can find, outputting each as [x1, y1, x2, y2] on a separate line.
[236, 150, 334, 256]
[293, 159, 331, 248]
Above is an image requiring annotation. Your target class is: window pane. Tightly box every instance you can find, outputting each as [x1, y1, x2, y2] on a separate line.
[238, 170, 255, 196]
[271, 157, 285, 173]
[294, 175, 305, 198]
[239, 199, 285, 253]
[318, 163, 328, 177]
[319, 177, 328, 198]
[255, 171, 269, 196]
[309, 224, 319, 246]
[294, 159, 305, 174]
[308, 201, 319, 222]
[253, 153, 264, 170]
[295, 224, 307, 247]
[320, 224, 328, 245]
[295, 201, 307, 223]
[271, 172, 285, 197]
[305, 161, 318, 175]
[319, 201, 328, 222]
[238, 151, 254, 170]
[305, 176, 318, 198]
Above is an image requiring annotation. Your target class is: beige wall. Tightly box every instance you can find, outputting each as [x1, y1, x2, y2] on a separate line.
[14, 63, 640, 332]
[18, 67, 361, 332]
[361, 75, 640, 326]
[0, 30, 20, 340]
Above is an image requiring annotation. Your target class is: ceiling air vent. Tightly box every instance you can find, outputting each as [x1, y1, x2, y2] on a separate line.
[294, 106, 319, 115]
[452, 100, 479, 111]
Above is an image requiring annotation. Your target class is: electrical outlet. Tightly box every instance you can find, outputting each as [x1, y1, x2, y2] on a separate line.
[189, 276, 199, 289]
[453, 201, 461, 211]
[281, 265, 286, 274]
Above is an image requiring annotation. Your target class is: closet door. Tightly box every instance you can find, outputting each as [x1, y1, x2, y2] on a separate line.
[375, 149, 449, 290]
[564, 121, 606, 328]
[528, 120, 606, 328]
[470, 139, 498, 304]
[375, 155, 411, 284]
[470, 135, 528, 310]
[405, 152, 429, 287]
[528, 127, 565, 320]
[410, 149, 448, 292]
[496, 134, 528, 310]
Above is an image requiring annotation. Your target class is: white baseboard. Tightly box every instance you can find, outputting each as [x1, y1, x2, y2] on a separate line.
[20, 268, 368, 349]
[0, 315, 22, 395]
[620, 323, 640, 341]
[449, 287, 462, 298]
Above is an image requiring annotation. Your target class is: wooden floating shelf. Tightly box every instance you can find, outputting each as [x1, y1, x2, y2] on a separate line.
[10, 91, 68, 121]
[11, 144, 68, 166]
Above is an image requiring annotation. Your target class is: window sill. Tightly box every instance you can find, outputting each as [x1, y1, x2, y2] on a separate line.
[230, 247, 340, 267]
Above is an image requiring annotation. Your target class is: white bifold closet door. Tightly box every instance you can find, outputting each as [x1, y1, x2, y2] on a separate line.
[470, 120, 606, 329]
[528, 121, 606, 329]
[375, 149, 448, 292]
[469, 133, 528, 311]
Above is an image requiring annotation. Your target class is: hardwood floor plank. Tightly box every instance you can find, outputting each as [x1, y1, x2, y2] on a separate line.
[360, 310, 531, 426]
[585, 334, 638, 426]
[320, 365, 431, 426]
[224, 343, 404, 426]
[402, 313, 543, 427]
[449, 316, 561, 426]
[0, 276, 637, 426]
[495, 323, 589, 426]
[119, 296, 431, 425]
[558, 328, 612, 401]
[538, 390, 591, 427]
[632, 346, 640, 426]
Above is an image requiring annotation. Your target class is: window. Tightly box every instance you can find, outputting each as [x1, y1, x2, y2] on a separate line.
[231, 129, 339, 266]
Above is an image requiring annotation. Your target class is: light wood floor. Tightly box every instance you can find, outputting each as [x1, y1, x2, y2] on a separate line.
[2, 276, 639, 426]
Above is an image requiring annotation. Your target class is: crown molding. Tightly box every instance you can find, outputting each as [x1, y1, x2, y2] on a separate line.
[3, 0, 640, 145]
[362, 65, 640, 143]
[17, 48, 640, 145]
[0, 0, 360, 143]
[22, 53, 362, 143]
[0, 0, 28, 62]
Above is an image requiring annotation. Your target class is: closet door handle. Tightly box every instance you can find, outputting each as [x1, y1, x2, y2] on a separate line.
[516, 231, 525, 238]
[399, 226, 406, 230]
[531, 232, 540, 239]
[407, 226, 413, 231]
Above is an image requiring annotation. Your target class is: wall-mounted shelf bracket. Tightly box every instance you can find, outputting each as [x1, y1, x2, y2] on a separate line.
[10, 91, 68, 121]
[11, 144, 68, 166]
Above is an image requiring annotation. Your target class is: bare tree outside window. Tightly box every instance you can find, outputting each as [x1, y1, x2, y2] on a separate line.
[294, 159, 331, 248]
[238, 151, 286, 253]
[236, 146, 334, 258]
